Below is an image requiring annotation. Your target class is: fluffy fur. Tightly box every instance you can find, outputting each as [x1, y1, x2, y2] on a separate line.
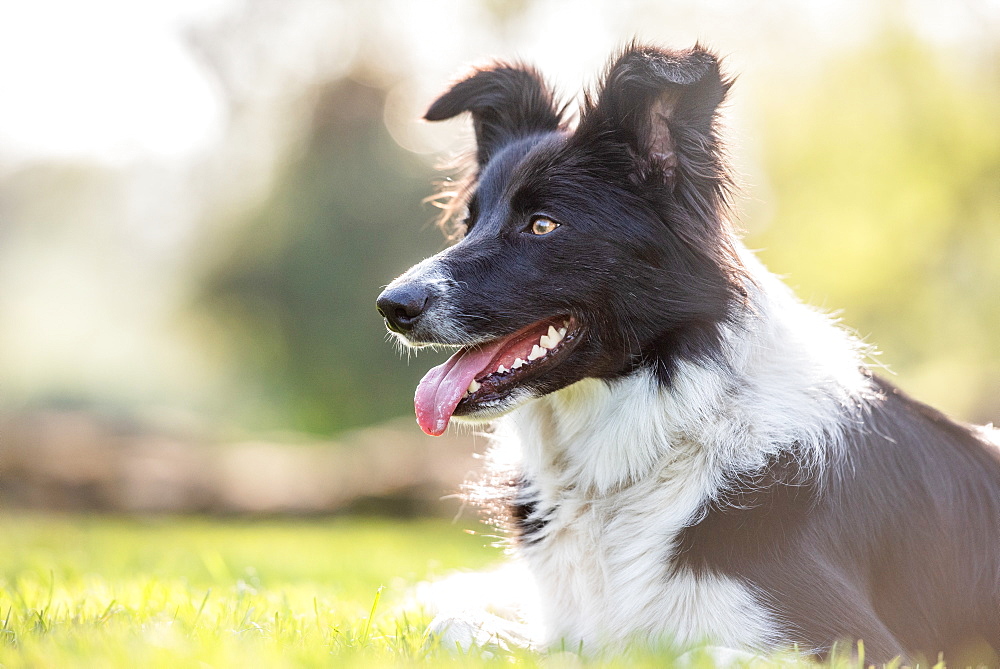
[377, 43, 1000, 664]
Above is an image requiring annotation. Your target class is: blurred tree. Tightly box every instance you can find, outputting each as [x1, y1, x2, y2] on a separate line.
[199, 77, 449, 434]
[749, 30, 1000, 422]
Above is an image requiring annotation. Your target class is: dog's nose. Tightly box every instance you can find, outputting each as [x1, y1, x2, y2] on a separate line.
[377, 283, 432, 333]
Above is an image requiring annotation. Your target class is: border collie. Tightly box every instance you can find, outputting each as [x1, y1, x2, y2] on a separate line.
[376, 43, 1000, 664]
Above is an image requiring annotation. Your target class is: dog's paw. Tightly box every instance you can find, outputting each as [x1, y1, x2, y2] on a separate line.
[677, 645, 766, 668]
[426, 610, 534, 655]
[415, 562, 541, 655]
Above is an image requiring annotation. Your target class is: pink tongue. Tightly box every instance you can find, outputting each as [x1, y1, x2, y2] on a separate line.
[414, 340, 506, 436]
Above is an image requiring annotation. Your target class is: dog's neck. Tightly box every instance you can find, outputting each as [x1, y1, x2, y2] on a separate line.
[501, 244, 874, 496]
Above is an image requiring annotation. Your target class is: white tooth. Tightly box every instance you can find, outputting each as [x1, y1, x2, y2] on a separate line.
[527, 345, 546, 361]
[539, 335, 553, 348]
[512, 358, 525, 369]
[547, 325, 563, 345]
[468, 379, 480, 393]
[558, 326, 567, 338]
[497, 365, 507, 374]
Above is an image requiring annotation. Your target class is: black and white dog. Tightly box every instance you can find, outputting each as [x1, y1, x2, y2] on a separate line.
[376, 44, 1000, 664]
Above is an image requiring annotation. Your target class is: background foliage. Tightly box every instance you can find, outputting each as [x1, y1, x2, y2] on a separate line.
[749, 31, 1000, 420]
[198, 80, 447, 432]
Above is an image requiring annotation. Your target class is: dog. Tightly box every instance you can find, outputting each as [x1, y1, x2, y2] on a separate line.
[376, 43, 1000, 664]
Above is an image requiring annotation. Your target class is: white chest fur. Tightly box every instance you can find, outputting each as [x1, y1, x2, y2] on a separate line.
[504, 385, 779, 651]
[494, 249, 872, 652]
[513, 441, 778, 651]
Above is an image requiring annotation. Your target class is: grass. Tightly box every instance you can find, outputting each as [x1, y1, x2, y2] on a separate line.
[0, 514, 922, 668]
[0, 514, 505, 667]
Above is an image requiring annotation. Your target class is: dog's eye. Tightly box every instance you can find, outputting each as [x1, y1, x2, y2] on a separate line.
[529, 216, 560, 236]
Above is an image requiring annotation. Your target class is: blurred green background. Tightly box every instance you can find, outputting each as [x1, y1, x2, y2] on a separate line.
[0, 0, 998, 513]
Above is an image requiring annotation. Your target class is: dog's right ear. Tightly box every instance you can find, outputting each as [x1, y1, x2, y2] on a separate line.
[425, 65, 562, 168]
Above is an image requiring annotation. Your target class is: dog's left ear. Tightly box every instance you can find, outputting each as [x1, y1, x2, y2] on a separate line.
[577, 43, 731, 186]
[424, 64, 562, 168]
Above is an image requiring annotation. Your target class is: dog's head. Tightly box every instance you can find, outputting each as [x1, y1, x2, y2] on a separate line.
[377, 44, 745, 435]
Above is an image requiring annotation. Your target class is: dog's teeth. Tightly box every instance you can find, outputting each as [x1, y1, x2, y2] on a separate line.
[497, 365, 507, 374]
[512, 358, 525, 369]
[468, 379, 480, 393]
[547, 325, 563, 345]
[527, 345, 546, 361]
[539, 335, 553, 349]
[558, 326, 567, 338]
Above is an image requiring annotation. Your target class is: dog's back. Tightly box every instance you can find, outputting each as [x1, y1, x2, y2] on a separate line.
[674, 375, 1000, 661]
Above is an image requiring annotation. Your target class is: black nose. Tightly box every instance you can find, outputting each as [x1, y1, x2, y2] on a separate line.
[376, 283, 431, 333]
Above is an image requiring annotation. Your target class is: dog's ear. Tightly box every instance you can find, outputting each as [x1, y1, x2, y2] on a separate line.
[577, 43, 731, 187]
[425, 64, 562, 167]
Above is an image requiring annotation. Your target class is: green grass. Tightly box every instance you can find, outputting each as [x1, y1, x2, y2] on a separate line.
[0, 514, 916, 667]
[0, 514, 507, 667]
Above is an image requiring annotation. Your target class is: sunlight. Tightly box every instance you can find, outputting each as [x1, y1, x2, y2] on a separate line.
[0, 0, 231, 164]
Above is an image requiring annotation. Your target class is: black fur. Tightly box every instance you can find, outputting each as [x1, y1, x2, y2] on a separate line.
[424, 64, 563, 167]
[509, 478, 548, 546]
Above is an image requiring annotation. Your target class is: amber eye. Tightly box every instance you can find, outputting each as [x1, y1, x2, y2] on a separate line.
[530, 216, 560, 236]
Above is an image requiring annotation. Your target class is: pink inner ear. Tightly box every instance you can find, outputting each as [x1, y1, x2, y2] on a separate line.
[647, 89, 683, 160]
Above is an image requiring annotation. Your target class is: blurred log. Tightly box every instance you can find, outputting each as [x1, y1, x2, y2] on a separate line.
[0, 410, 488, 516]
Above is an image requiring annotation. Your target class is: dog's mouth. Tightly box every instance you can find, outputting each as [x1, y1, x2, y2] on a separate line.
[414, 316, 582, 435]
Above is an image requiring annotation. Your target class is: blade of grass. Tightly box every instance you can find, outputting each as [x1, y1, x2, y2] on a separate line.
[361, 586, 383, 646]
